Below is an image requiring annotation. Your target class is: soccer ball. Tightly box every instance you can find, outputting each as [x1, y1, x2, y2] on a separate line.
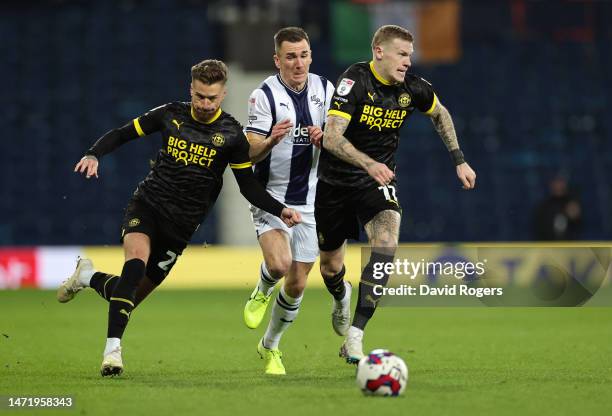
[356, 349, 408, 397]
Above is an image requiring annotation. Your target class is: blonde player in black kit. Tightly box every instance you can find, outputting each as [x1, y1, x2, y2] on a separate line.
[56, 60, 301, 376]
[316, 25, 476, 363]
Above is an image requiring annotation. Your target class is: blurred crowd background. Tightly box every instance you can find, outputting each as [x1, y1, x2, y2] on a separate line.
[2, 0, 610, 246]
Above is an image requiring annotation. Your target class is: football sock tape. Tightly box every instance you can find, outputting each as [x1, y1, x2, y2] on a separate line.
[323, 265, 346, 301]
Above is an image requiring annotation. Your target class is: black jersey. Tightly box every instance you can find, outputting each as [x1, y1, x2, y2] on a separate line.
[127, 102, 251, 234]
[319, 61, 438, 188]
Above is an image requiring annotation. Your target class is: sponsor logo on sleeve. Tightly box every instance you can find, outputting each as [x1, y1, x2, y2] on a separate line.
[248, 97, 256, 116]
[336, 78, 355, 96]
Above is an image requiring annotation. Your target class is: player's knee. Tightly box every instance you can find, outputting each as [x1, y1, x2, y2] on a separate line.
[123, 233, 151, 262]
[284, 279, 306, 298]
[124, 248, 149, 263]
[266, 256, 292, 279]
[320, 260, 343, 280]
[370, 237, 398, 251]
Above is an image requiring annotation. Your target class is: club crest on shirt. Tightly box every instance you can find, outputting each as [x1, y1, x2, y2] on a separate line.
[398, 93, 411, 108]
[211, 133, 225, 147]
[336, 78, 355, 96]
[129, 218, 140, 227]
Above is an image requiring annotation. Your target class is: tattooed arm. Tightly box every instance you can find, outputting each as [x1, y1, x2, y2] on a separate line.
[429, 102, 459, 151]
[428, 102, 477, 189]
[323, 115, 395, 186]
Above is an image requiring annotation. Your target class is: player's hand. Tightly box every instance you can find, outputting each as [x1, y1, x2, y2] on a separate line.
[456, 162, 476, 189]
[365, 162, 395, 186]
[74, 155, 99, 179]
[307, 126, 323, 148]
[268, 119, 293, 145]
[280, 208, 302, 228]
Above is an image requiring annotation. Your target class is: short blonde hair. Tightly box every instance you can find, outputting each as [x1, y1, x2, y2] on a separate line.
[191, 59, 228, 85]
[371, 25, 414, 49]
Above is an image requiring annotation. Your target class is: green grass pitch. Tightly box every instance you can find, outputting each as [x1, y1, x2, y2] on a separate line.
[1, 289, 611, 415]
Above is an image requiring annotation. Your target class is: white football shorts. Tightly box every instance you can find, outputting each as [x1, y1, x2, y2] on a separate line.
[250, 205, 318, 263]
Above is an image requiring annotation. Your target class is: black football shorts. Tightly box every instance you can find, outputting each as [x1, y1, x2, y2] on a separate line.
[121, 197, 190, 285]
[314, 179, 402, 251]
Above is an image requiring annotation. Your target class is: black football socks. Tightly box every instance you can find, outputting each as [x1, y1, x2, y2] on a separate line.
[323, 265, 347, 301]
[352, 252, 394, 330]
[90, 272, 120, 301]
[107, 259, 145, 338]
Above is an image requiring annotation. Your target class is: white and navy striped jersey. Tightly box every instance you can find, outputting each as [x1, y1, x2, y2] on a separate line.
[246, 73, 335, 210]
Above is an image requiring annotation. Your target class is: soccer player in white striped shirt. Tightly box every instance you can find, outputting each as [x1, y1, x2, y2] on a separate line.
[243, 27, 352, 375]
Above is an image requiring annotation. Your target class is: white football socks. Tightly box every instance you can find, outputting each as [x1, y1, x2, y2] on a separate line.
[103, 337, 121, 356]
[257, 262, 280, 296]
[78, 264, 95, 287]
[348, 326, 364, 341]
[335, 281, 351, 308]
[263, 285, 302, 349]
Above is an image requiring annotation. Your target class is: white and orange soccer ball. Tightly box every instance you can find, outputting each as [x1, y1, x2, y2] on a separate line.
[356, 349, 409, 397]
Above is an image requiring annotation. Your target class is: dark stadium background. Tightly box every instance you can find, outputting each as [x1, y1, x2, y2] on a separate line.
[2, 0, 610, 246]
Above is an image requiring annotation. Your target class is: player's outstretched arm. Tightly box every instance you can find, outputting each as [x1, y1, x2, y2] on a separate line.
[247, 119, 293, 163]
[74, 125, 136, 179]
[232, 167, 301, 227]
[74, 121, 145, 179]
[429, 103, 476, 190]
[323, 115, 394, 186]
[74, 106, 165, 179]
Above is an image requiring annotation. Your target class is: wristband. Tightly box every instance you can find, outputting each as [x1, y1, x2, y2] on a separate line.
[450, 149, 465, 166]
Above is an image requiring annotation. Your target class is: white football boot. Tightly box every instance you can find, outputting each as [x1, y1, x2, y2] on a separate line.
[340, 326, 364, 364]
[101, 347, 123, 377]
[56, 258, 93, 303]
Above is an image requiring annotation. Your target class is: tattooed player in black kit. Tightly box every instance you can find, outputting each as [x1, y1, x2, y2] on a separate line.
[315, 25, 476, 363]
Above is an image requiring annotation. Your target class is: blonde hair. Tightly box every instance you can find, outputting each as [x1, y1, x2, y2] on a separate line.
[371, 25, 414, 49]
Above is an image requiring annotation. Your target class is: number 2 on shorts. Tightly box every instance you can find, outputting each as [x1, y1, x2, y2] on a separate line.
[158, 250, 177, 271]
